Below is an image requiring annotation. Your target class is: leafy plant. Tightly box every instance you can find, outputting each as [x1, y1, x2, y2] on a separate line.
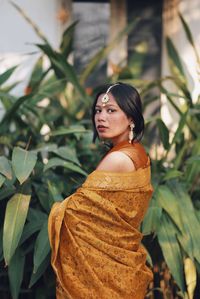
[142, 13, 200, 299]
[0, 3, 140, 298]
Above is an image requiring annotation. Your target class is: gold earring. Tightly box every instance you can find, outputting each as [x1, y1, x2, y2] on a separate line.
[129, 123, 135, 143]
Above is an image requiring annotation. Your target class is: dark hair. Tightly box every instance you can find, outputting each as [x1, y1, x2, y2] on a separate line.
[91, 82, 144, 143]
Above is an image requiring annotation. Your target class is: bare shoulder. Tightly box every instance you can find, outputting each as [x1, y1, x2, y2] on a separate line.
[96, 151, 136, 172]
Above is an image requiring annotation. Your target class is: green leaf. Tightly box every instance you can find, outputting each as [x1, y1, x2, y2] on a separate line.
[142, 206, 162, 234]
[169, 111, 188, 151]
[156, 186, 186, 234]
[1, 81, 21, 93]
[8, 247, 25, 299]
[3, 192, 31, 265]
[29, 253, 50, 287]
[0, 94, 33, 133]
[33, 184, 51, 213]
[33, 143, 58, 154]
[166, 37, 187, 83]
[19, 221, 43, 246]
[19, 207, 48, 245]
[166, 38, 192, 106]
[53, 146, 81, 166]
[47, 180, 63, 203]
[51, 125, 87, 136]
[37, 44, 87, 101]
[33, 220, 50, 273]
[159, 84, 183, 116]
[169, 183, 200, 263]
[156, 118, 170, 150]
[157, 212, 185, 292]
[12, 147, 37, 184]
[43, 157, 87, 176]
[0, 184, 16, 201]
[27, 207, 48, 223]
[60, 21, 78, 57]
[0, 76, 64, 129]
[163, 170, 183, 181]
[185, 155, 200, 164]
[27, 56, 44, 91]
[0, 65, 18, 86]
[0, 156, 12, 180]
[185, 138, 200, 186]
[0, 174, 6, 188]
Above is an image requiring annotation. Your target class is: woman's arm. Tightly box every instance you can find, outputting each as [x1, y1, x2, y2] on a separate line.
[96, 151, 136, 172]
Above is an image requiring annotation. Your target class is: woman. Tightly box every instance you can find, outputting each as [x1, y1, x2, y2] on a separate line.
[48, 82, 153, 299]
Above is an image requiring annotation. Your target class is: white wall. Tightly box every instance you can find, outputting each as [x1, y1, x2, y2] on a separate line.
[0, 0, 61, 95]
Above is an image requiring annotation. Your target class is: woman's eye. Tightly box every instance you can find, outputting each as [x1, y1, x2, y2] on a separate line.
[95, 109, 101, 114]
[108, 109, 115, 113]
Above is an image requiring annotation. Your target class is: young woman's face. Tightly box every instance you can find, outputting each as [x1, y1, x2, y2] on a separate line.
[94, 92, 132, 145]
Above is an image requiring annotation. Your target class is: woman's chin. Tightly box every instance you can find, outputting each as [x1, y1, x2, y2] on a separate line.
[98, 133, 110, 139]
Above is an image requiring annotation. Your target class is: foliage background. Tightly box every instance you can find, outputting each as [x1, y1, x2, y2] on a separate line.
[0, 5, 200, 299]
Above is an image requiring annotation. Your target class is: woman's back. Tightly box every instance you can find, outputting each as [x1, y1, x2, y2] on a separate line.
[48, 141, 153, 299]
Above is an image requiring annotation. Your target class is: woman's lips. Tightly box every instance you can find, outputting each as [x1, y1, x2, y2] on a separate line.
[97, 125, 108, 132]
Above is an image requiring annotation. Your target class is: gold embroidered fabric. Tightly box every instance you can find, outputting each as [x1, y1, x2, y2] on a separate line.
[48, 142, 153, 299]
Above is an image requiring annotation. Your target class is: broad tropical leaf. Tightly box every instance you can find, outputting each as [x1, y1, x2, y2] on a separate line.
[0, 94, 33, 132]
[33, 220, 50, 273]
[166, 37, 192, 106]
[33, 184, 51, 213]
[51, 125, 88, 136]
[156, 185, 185, 231]
[12, 147, 37, 184]
[169, 183, 200, 263]
[29, 253, 50, 288]
[19, 207, 48, 245]
[53, 146, 81, 165]
[167, 111, 188, 154]
[33, 143, 58, 154]
[3, 192, 31, 265]
[26, 56, 45, 92]
[156, 118, 169, 150]
[0, 156, 12, 180]
[163, 170, 183, 181]
[47, 180, 63, 203]
[157, 212, 185, 292]
[8, 247, 25, 299]
[142, 206, 162, 234]
[185, 138, 200, 187]
[166, 37, 187, 84]
[0, 174, 6, 188]
[0, 65, 18, 86]
[37, 44, 87, 101]
[60, 21, 78, 57]
[43, 157, 87, 176]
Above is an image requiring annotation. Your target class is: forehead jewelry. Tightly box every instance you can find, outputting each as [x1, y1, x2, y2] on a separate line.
[101, 83, 120, 106]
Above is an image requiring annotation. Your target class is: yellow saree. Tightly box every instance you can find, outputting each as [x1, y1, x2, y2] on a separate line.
[48, 142, 153, 299]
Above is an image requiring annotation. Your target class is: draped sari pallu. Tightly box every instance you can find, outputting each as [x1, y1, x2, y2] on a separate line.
[48, 162, 153, 299]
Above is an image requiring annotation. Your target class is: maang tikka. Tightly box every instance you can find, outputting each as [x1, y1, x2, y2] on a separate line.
[101, 83, 120, 106]
[129, 123, 135, 143]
